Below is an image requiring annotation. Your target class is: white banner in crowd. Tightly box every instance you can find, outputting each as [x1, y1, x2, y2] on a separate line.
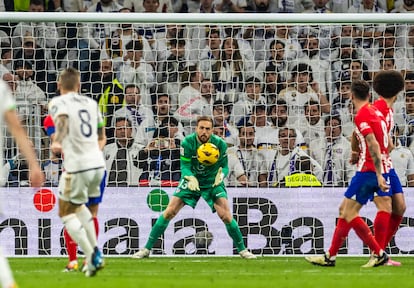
[1, 187, 414, 257]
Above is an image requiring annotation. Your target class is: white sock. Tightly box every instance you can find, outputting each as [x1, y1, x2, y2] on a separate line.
[0, 247, 15, 288]
[76, 205, 97, 248]
[61, 214, 93, 263]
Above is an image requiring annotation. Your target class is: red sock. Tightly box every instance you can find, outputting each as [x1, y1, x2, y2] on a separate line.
[328, 218, 351, 257]
[350, 216, 382, 255]
[385, 213, 403, 248]
[64, 228, 77, 262]
[374, 211, 391, 249]
[93, 217, 99, 238]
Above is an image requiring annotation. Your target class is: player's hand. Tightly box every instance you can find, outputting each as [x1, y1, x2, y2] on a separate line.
[184, 176, 200, 191]
[377, 175, 390, 193]
[213, 167, 224, 187]
[50, 141, 62, 155]
[29, 166, 45, 188]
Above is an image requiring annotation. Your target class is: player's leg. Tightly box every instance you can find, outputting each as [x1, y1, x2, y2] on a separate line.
[58, 172, 97, 276]
[211, 185, 256, 259]
[372, 195, 392, 249]
[63, 228, 79, 272]
[0, 247, 16, 288]
[305, 198, 352, 267]
[59, 199, 95, 270]
[132, 196, 185, 258]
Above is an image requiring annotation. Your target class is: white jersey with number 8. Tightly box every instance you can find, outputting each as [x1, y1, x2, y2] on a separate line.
[48, 92, 105, 173]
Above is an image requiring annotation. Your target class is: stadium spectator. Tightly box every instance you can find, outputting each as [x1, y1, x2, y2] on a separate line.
[256, 39, 289, 86]
[42, 149, 63, 187]
[138, 126, 181, 186]
[3, 143, 32, 187]
[209, 36, 254, 102]
[90, 58, 124, 141]
[246, 0, 278, 12]
[303, 0, 331, 12]
[294, 100, 325, 147]
[158, 37, 190, 111]
[231, 76, 266, 125]
[215, 0, 247, 12]
[391, 0, 414, 12]
[259, 127, 323, 187]
[103, 117, 143, 187]
[297, 34, 332, 99]
[390, 126, 414, 187]
[123, 0, 173, 12]
[373, 27, 408, 74]
[268, 99, 306, 146]
[103, 7, 155, 70]
[13, 34, 50, 94]
[174, 77, 214, 133]
[199, 28, 222, 80]
[262, 65, 283, 104]
[114, 83, 155, 146]
[395, 89, 414, 149]
[177, 64, 203, 112]
[0, 43, 12, 78]
[231, 123, 265, 187]
[331, 70, 352, 111]
[212, 100, 238, 147]
[348, 0, 386, 12]
[159, 116, 185, 141]
[279, 63, 330, 125]
[152, 93, 185, 139]
[309, 115, 354, 187]
[118, 39, 156, 107]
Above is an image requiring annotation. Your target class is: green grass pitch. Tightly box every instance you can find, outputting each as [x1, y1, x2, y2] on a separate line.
[9, 256, 414, 288]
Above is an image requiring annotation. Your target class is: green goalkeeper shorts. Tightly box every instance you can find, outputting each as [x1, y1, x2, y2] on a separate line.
[173, 178, 227, 212]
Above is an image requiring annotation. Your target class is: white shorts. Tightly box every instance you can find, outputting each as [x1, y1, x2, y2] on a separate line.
[58, 168, 105, 205]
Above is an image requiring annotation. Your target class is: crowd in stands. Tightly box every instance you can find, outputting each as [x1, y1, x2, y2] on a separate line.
[1, 0, 414, 187]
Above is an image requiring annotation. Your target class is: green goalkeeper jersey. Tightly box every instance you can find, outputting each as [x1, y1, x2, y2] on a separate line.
[180, 133, 229, 189]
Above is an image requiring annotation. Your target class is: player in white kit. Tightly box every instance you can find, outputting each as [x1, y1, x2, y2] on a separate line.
[49, 68, 106, 277]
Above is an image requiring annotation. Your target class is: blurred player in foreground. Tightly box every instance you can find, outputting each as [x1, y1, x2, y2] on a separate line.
[369, 70, 405, 266]
[0, 78, 45, 288]
[305, 80, 390, 267]
[44, 115, 106, 272]
[49, 68, 106, 277]
[132, 116, 256, 259]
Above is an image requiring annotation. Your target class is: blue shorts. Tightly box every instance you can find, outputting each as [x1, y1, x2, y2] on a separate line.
[374, 168, 403, 197]
[87, 170, 106, 206]
[344, 172, 382, 205]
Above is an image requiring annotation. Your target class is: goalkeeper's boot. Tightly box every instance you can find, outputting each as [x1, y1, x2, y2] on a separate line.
[62, 260, 79, 272]
[239, 249, 256, 259]
[361, 251, 389, 268]
[305, 252, 336, 267]
[132, 248, 150, 259]
[386, 258, 401, 266]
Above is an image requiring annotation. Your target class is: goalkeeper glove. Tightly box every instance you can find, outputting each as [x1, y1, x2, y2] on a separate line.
[213, 167, 224, 187]
[184, 175, 200, 191]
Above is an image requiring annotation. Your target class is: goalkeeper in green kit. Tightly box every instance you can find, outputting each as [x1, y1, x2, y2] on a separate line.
[132, 116, 256, 259]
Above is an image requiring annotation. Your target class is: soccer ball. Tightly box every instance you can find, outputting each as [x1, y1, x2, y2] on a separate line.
[197, 143, 219, 166]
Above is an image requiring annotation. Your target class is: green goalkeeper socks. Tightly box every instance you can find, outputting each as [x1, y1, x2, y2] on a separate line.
[145, 214, 170, 250]
[225, 219, 246, 252]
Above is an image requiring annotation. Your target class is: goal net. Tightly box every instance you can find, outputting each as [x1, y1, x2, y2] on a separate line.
[0, 12, 414, 257]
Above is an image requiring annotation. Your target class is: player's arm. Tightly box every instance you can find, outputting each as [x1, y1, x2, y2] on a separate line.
[365, 133, 389, 192]
[4, 110, 44, 187]
[387, 134, 394, 153]
[98, 126, 106, 150]
[350, 130, 359, 164]
[50, 114, 69, 155]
